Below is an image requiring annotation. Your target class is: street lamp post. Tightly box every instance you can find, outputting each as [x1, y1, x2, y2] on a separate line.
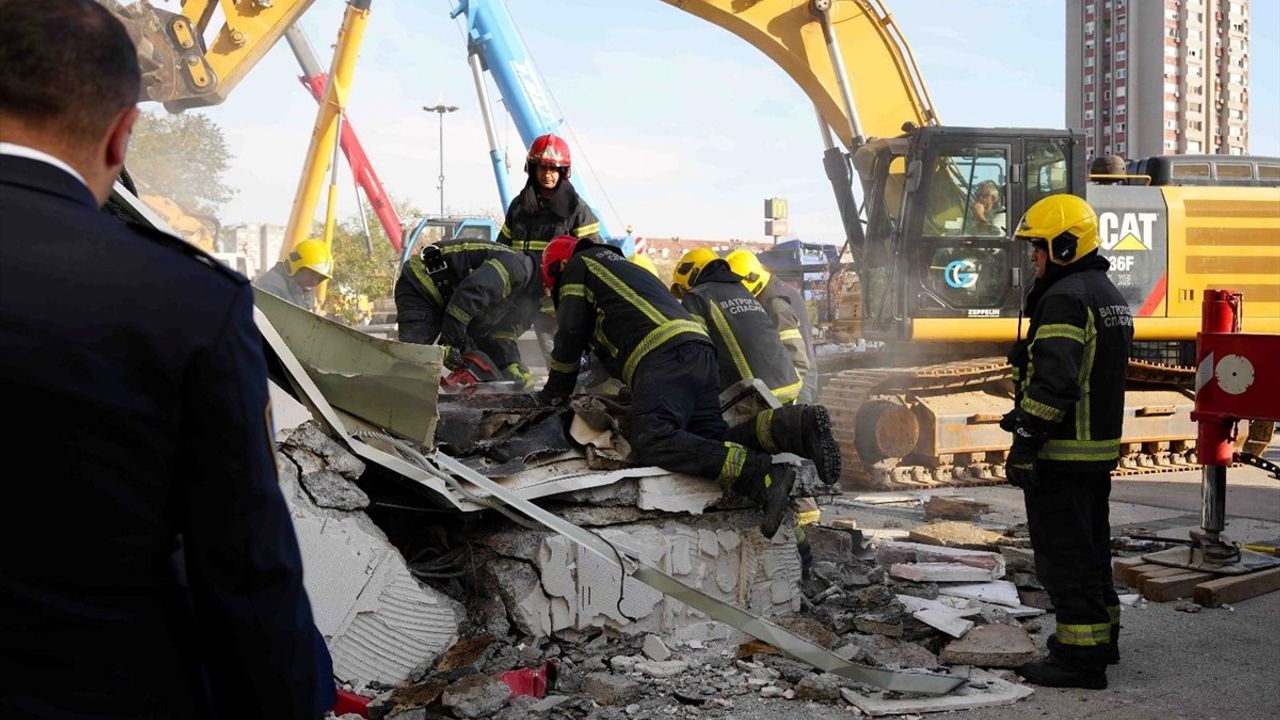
[423, 104, 458, 215]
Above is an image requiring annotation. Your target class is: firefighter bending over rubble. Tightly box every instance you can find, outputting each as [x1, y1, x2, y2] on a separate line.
[537, 236, 842, 539]
[672, 248, 828, 584]
[725, 248, 819, 403]
[395, 237, 543, 387]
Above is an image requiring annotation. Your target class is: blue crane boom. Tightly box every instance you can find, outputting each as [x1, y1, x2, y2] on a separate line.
[451, 0, 627, 249]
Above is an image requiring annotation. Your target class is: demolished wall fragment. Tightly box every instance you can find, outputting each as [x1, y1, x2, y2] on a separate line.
[276, 417, 463, 693]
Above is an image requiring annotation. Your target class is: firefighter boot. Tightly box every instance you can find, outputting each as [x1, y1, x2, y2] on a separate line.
[730, 458, 797, 539]
[729, 405, 841, 485]
[1018, 642, 1108, 690]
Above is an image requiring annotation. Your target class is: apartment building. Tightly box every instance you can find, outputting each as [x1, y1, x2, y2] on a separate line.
[1066, 0, 1250, 160]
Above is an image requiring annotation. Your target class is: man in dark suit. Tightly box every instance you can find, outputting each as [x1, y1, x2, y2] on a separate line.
[0, 1, 335, 717]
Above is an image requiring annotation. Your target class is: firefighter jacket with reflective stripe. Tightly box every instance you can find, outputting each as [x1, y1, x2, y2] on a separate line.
[1012, 254, 1133, 472]
[499, 179, 601, 258]
[682, 262, 803, 404]
[395, 238, 539, 349]
[757, 276, 813, 389]
[543, 242, 709, 399]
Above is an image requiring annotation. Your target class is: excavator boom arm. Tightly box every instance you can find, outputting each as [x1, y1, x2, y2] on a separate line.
[660, 0, 939, 148]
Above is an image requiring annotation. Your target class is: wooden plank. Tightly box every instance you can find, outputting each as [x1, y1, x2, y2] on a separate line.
[1194, 567, 1280, 608]
[1140, 571, 1215, 602]
[1135, 566, 1193, 586]
[1116, 562, 1165, 587]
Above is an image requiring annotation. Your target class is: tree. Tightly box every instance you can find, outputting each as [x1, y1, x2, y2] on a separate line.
[126, 110, 236, 217]
[324, 198, 421, 326]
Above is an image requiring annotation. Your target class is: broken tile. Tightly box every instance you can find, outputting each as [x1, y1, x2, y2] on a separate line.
[912, 608, 975, 639]
[875, 541, 1005, 574]
[889, 562, 999, 583]
[938, 580, 1022, 607]
[940, 624, 1039, 667]
[841, 668, 1032, 716]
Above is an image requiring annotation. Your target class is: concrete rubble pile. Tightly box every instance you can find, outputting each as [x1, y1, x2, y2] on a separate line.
[265, 336, 1044, 717]
[343, 513, 1050, 719]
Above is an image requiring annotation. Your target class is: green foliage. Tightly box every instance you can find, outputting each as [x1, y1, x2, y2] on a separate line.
[127, 110, 236, 216]
[324, 197, 420, 325]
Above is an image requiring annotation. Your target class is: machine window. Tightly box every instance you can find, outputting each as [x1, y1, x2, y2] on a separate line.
[1259, 164, 1280, 180]
[1026, 138, 1071, 206]
[1172, 162, 1211, 179]
[1216, 163, 1252, 179]
[923, 148, 1008, 237]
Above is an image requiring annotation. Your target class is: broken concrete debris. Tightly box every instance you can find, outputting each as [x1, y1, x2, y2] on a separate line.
[272, 383, 1054, 718]
[277, 422, 462, 694]
[940, 624, 1039, 667]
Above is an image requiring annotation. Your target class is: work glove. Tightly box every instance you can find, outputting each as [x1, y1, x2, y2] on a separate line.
[999, 410, 1018, 433]
[439, 344, 462, 371]
[504, 362, 535, 389]
[1005, 436, 1041, 491]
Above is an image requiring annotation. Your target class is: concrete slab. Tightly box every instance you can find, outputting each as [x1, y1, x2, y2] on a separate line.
[481, 510, 800, 640]
[840, 669, 1033, 716]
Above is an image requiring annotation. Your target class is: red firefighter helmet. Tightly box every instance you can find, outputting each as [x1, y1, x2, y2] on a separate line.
[542, 235, 579, 290]
[525, 133, 572, 178]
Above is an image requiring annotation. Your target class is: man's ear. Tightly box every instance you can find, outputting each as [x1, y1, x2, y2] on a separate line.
[105, 106, 140, 169]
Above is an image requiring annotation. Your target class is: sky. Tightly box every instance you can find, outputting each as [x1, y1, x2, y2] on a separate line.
[155, 0, 1279, 245]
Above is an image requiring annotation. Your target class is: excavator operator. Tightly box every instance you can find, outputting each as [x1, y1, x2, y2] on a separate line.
[673, 248, 838, 585]
[725, 249, 818, 403]
[538, 236, 840, 540]
[394, 237, 541, 387]
[1004, 194, 1132, 690]
[253, 237, 332, 312]
[500, 133, 602, 362]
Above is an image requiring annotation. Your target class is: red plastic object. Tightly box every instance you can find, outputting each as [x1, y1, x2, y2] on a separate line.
[332, 688, 371, 718]
[1191, 289, 1280, 466]
[499, 659, 557, 699]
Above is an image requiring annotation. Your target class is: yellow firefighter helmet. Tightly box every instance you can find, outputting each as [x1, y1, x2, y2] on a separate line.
[286, 238, 333, 279]
[670, 247, 718, 298]
[1014, 194, 1101, 266]
[725, 248, 771, 296]
[630, 252, 660, 278]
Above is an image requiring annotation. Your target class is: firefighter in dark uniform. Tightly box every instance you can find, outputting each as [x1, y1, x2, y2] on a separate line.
[499, 133, 602, 362]
[673, 248, 804, 405]
[537, 236, 841, 539]
[0, 2, 333, 716]
[394, 238, 541, 387]
[673, 249, 833, 585]
[726, 249, 819, 403]
[1004, 194, 1132, 690]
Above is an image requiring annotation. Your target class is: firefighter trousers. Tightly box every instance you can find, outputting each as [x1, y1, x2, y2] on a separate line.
[628, 342, 774, 490]
[1024, 469, 1120, 671]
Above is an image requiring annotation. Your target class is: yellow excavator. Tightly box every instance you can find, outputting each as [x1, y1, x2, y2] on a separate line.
[101, 0, 1279, 488]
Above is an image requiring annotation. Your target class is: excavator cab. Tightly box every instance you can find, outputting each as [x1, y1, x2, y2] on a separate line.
[855, 127, 1084, 341]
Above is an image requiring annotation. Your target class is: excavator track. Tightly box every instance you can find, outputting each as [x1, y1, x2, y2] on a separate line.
[819, 357, 1277, 490]
[820, 357, 1014, 490]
